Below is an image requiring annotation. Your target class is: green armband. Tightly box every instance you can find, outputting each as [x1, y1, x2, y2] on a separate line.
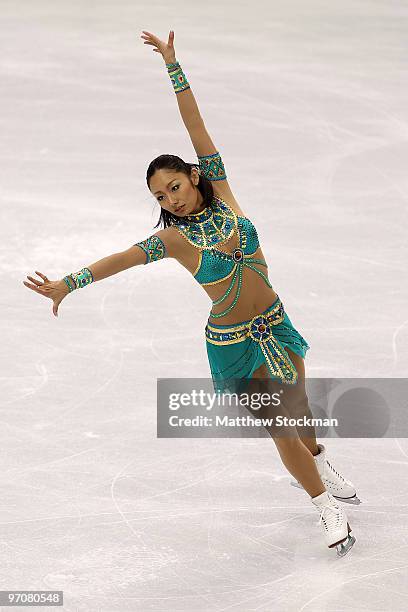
[134, 235, 166, 264]
[198, 151, 227, 181]
[166, 60, 190, 94]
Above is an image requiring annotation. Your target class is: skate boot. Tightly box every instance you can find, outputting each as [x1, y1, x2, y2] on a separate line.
[291, 444, 361, 504]
[311, 490, 356, 557]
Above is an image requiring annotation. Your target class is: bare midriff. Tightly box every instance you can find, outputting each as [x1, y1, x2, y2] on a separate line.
[204, 245, 278, 325]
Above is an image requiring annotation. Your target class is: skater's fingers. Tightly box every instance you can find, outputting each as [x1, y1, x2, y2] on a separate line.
[141, 37, 162, 52]
[26, 275, 43, 287]
[141, 30, 158, 43]
[35, 270, 49, 282]
[23, 280, 45, 295]
[141, 30, 168, 51]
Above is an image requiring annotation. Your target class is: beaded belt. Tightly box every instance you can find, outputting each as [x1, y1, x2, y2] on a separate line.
[205, 300, 298, 384]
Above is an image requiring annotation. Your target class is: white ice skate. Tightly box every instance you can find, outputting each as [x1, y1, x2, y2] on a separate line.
[311, 490, 356, 557]
[291, 443, 361, 504]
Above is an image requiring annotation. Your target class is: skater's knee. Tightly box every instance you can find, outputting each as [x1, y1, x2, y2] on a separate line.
[272, 434, 302, 455]
[282, 390, 310, 419]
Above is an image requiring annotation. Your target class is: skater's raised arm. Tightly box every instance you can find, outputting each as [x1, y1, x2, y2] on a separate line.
[140, 29, 243, 214]
[22, 227, 178, 317]
[141, 30, 203, 131]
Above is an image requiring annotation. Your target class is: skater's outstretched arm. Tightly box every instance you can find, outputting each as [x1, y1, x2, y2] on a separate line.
[141, 29, 243, 215]
[22, 227, 178, 317]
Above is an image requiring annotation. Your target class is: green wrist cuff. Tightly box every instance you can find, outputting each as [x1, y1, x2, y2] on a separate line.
[64, 268, 94, 291]
[167, 61, 190, 94]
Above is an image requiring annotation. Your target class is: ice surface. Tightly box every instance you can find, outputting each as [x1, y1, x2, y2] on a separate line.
[3, 0, 408, 610]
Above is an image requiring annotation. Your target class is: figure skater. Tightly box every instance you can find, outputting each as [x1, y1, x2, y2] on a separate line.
[23, 29, 359, 556]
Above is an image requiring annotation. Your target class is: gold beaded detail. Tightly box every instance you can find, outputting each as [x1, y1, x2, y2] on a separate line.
[171, 196, 237, 249]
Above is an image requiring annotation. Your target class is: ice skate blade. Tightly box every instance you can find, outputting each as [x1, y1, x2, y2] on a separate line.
[290, 481, 362, 504]
[330, 523, 355, 557]
[335, 535, 356, 557]
[333, 494, 362, 506]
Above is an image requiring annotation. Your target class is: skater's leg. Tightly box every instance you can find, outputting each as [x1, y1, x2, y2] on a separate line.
[245, 365, 355, 554]
[281, 348, 320, 457]
[245, 370, 326, 499]
[249, 358, 320, 456]
[251, 356, 360, 504]
[273, 435, 326, 498]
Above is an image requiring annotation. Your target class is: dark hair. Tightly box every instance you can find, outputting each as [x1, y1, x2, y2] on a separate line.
[146, 154, 215, 229]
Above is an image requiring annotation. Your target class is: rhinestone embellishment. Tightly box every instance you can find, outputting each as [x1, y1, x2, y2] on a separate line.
[232, 248, 243, 262]
[248, 315, 273, 342]
[171, 196, 237, 250]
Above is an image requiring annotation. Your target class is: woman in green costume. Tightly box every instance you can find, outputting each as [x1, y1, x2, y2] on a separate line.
[23, 30, 358, 556]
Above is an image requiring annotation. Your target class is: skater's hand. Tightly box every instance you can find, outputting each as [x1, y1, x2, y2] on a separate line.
[140, 30, 176, 64]
[23, 271, 70, 318]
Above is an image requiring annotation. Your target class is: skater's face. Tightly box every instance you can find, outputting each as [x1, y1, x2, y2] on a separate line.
[149, 168, 204, 216]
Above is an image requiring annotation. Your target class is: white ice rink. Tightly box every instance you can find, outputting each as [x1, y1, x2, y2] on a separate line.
[4, 0, 408, 610]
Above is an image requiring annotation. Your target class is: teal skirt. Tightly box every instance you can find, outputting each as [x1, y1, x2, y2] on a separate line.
[205, 295, 310, 394]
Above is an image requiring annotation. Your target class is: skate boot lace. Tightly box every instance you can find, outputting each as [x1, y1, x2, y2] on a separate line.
[317, 501, 342, 529]
[326, 460, 345, 482]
